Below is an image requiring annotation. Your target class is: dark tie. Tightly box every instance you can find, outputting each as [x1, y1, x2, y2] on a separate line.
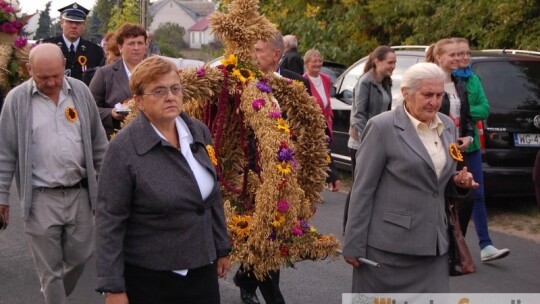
[70, 44, 75, 54]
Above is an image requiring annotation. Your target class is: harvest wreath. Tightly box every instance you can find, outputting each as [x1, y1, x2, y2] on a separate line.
[121, 0, 340, 279]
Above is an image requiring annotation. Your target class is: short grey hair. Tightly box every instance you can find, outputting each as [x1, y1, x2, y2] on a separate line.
[267, 32, 285, 53]
[401, 62, 445, 94]
[283, 35, 297, 48]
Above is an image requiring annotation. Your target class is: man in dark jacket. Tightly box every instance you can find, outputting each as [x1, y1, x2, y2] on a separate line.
[279, 35, 304, 76]
[42, 2, 104, 85]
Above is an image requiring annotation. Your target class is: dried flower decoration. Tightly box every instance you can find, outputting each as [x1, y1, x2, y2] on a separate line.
[449, 143, 463, 162]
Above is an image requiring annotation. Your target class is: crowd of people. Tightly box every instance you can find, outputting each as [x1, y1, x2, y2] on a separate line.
[0, 1, 516, 303]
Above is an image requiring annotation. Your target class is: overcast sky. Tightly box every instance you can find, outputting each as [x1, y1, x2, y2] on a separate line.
[17, 0, 97, 19]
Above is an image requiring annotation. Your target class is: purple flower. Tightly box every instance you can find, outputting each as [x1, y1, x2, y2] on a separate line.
[256, 79, 272, 93]
[277, 147, 294, 162]
[268, 109, 281, 119]
[277, 200, 289, 213]
[292, 226, 304, 236]
[196, 67, 206, 77]
[13, 36, 27, 49]
[252, 98, 266, 111]
[4, 6, 14, 13]
[2, 22, 15, 33]
[268, 231, 277, 241]
[300, 220, 310, 230]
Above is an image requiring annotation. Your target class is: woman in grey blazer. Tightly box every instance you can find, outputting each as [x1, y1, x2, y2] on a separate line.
[89, 23, 147, 139]
[95, 57, 231, 304]
[343, 62, 478, 293]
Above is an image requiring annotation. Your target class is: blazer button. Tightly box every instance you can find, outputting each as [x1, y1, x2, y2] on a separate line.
[196, 206, 205, 216]
[432, 192, 438, 198]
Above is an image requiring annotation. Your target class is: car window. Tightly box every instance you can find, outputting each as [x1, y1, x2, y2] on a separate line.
[473, 60, 540, 111]
[337, 54, 420, 106]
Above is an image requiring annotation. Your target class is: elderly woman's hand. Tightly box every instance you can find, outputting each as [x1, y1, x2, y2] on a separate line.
[105, 292, 128, 304]
[453, 166, 479, 189]
[344, 256, 361, 268]
[216, 256, 231, 278]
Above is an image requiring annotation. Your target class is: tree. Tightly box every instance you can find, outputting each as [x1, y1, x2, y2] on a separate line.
[93, 0, 116, 34]
[34, 1, 52, 40]
[154, 23, 187, 57]
[108, 0, 140, 32]
[85, 13, 103, 44]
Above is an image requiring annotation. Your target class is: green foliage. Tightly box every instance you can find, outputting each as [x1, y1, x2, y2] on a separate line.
[93, 0, 115, 34]
[107, 0, 140, 32]
[85, 13, 102, 43]
[257, 0, 540, 66]
[154, 22, 187, 57]
[34, 1, 52, 39]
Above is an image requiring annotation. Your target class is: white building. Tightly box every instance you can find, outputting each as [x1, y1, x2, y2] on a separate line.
[149, 0, 214, 45]
[187, 15, 214, 49]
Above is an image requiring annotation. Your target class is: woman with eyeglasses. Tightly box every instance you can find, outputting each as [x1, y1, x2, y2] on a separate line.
[452, 37, 510, 262]
[425, 38, 475, 151]
[95, 56, 231, 304]
[90, 23, 148, 139]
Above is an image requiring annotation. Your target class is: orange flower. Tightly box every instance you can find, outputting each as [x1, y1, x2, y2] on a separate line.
[65, 106, 78, 122]
[449, 143, 463, 161]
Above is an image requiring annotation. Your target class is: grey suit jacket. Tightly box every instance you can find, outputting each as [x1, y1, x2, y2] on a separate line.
[89, 59, 132, 138]
[95, 111, 231, 292]
[343, 105, 459, 259]
[350, 71, 392, 139]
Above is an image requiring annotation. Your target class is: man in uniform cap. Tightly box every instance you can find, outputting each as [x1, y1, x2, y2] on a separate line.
[42, 2, 104, 85]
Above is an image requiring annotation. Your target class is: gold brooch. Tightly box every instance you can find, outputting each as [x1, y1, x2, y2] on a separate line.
[206, 144, 218, 166]
[449, 143, 463, 162]
[65, 106, 78, 122]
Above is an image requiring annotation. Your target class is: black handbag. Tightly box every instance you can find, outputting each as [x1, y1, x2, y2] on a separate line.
[446, 198, 476, 276]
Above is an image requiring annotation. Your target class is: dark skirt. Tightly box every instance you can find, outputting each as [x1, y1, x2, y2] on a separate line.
[352, 246, 449, 293]
[125, 262, 220, 304]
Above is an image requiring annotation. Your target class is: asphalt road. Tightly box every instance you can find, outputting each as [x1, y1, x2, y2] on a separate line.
[1, 187, 539, 304]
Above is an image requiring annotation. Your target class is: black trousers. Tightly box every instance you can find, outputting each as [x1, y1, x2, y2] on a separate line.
[235, 264, 285, 304]
[125, 263, 220, 304]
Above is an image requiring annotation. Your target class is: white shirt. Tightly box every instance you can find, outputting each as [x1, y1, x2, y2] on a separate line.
[404, 105, 447, 179]
[308, 75, 329, 108]
[63, 35, 80, 51]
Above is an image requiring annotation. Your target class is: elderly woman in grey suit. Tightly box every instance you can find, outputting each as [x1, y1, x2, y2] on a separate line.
[95, 57, 231, 304]
[343, 62, 478, 292]
[89, 23, 147, 139]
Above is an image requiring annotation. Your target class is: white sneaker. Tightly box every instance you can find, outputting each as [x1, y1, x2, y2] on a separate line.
[480, 245, 510, 262]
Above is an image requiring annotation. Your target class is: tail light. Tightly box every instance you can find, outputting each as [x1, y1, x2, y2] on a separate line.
[477, 120, 485, 151]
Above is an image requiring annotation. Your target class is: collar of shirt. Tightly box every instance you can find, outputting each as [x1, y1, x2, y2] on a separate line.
[62, 36, 80, 51]
[122, 60, 132, 79]
[403, 104, 444, 135]
[31, 77, 72, 101]
[150, 116, 193, 152]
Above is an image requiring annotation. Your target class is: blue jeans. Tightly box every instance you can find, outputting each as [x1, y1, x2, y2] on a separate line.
[465, 149, 493, 249]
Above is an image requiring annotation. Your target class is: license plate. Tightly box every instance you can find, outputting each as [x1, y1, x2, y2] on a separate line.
[514, 133, 540, 147]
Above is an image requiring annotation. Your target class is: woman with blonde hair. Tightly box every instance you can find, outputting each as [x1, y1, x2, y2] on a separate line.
[425, 38, 474, 152]
[303, 48, 340, 191]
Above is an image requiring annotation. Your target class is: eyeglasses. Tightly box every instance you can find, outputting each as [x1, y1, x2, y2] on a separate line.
[142, 85, 182, 99]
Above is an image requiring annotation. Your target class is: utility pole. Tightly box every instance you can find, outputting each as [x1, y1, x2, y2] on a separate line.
[140, 0, 148, 28]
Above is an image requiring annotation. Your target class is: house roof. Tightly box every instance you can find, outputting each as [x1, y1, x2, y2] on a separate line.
[188, 15, 210, 32]
[150, 0, 215, 21]
[23, 12, 37, 23]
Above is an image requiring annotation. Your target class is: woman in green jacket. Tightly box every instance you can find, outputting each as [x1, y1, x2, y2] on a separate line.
[453, 37, 510, 262]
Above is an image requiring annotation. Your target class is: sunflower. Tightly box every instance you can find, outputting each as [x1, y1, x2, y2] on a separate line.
[276, 162, 292, 175]
[276, 118, 290, 134]
[221, 54, 238, 72]
[230, 215, 251, 238]
[272, 212, 286, 228]
[232, 68, 255, 84]
[65, 106, 78, 122]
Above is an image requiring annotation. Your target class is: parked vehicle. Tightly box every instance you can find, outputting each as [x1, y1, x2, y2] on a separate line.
[330, 47, 540, 197]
